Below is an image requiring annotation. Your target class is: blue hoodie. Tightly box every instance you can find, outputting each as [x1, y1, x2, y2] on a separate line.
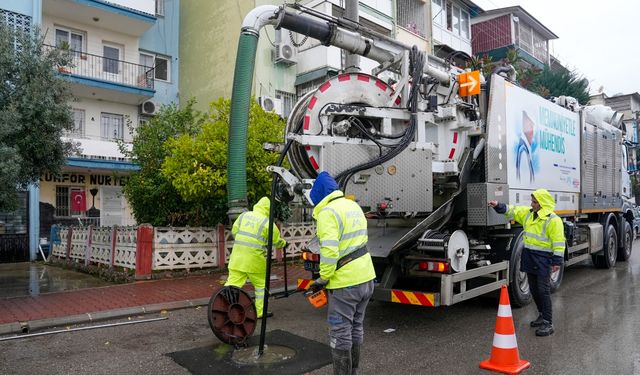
[310, 171, 339, 205]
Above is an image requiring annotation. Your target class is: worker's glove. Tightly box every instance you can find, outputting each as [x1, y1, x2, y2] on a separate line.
[310, 278, 328, 292]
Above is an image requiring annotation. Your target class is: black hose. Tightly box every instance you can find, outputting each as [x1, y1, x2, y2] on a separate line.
[335, 46, 425, 191]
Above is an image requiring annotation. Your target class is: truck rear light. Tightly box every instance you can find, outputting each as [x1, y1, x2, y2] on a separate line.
[302, 252, 319, 262]
[418, 261, 450, 273]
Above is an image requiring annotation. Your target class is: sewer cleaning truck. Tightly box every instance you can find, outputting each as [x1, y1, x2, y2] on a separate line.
[226, 4, 635, 308]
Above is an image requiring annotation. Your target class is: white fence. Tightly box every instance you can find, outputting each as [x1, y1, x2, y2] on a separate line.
[50, 223, 316, 273]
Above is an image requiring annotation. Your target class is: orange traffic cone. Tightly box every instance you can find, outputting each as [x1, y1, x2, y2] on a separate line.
[479, 286, 530, 375]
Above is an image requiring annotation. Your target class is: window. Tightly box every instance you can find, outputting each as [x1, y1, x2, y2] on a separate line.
[154, 56, 169, 81]
[101, 113, 124, 140]
[460, 10, 470, 39]
[446, 1, 452, 31]
[55, 186, 84, 217]
[69, 109, 85, 137]
[103, 45, 121, 74]
[139, 52, 169, 81]
[55, 27, 84, 59]
[452, 5, 460, 35]
[432, 0, 444, 26]
[155, 0, 165, 16]
[397, 0, 426, 37]
[275, 90, 297, 118]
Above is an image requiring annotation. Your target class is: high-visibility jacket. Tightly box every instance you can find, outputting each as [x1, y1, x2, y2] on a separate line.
[228, 197, 286, 274]
[313, 190, 376, 289]
[504, 189, 565, 268]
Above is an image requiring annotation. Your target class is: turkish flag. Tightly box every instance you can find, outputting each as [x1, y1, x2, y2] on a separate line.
[71, 191, 86, 212]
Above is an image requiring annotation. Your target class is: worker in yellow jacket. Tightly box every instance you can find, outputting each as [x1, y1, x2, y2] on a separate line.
[225, 197, 286, 318]
[489, 188, 565, 336]
[309, 171, 376, 375]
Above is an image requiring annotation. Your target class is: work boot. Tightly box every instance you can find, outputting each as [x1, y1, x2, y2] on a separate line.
[331, 348, 352, 375]
[530, 314, 545, 327]
[351, 344, 361, 375]
[535, 321, 554, 337]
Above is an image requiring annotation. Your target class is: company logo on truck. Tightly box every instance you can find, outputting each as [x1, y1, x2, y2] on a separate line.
[504, 85, 580, 192]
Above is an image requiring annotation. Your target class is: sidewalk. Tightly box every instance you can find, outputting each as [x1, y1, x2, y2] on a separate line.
[0, 264, 308, 335]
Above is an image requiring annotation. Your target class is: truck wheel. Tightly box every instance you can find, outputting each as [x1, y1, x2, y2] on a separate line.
[549, 262, 564, 293]
[508, 233, 532, 307]
[592, 224, 618, 268]
[618, 221, 633, 261]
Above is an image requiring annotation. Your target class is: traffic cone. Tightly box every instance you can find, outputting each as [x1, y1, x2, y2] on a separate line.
[479, 286, 530, 374]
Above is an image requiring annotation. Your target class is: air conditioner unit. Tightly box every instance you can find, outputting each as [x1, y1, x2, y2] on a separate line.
[274, 30, 298, 65]
[140, 100, 159, 116]
[258, 96, 283, 116]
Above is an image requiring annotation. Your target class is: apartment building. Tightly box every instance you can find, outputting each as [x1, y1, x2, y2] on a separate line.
[471, 6, 557, 68]
[0, 0, 179, 261]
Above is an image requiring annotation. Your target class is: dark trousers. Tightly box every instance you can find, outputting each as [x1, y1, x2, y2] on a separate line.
[527, 272, 552, 323]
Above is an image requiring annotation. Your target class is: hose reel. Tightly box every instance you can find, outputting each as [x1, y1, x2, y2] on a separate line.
[417, 229, 469, 272]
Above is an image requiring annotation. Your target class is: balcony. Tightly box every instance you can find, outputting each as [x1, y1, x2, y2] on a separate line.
[43, 0, 156, 37]
[47, 45, 155, 104]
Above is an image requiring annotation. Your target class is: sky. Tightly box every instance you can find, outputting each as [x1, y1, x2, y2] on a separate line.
[472, 0, 640, 96]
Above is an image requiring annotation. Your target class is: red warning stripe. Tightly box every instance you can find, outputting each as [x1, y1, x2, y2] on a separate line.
[297, 279, 313, 290]
[319, 82, 331, 93]
[392, 290, 411, 304]
[453, 131, 458, 144]
[375, 80, 387, 91]
[309, 156, 319, 170]
[304, 115, 310, 130]
[390, 290, 435, 306]
[357, 74, 370, 82]
[338, 74, 351, 81]
[304, 145, 311, 151]
[448, 148, 455, 159]
[308, 96, 318, 110]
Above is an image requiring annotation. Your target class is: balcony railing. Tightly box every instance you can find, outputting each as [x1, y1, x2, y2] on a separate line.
[45, 45, 154, 90]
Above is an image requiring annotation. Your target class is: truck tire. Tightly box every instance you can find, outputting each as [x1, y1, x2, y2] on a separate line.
[618, 221, 633, 262]
[549, 262, 564, 294]
[508, 233, 532, 307]
[592, 224, 618, 269]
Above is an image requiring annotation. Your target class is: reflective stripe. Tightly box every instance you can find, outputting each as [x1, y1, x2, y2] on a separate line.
[236, 230, 263, 240]
[526, 244, 553, 253]
[339, 244, 365, 258]
[234, 240, 266, 250]
[524, 211, 531, 224]
[256, 217, 269, 240]
[492, 333, 518, 349]
[321, 207, 344, 239]
[523, 231, 549, 242]
[553, 250, 564, 257]
[541, 214, 556, 234]
[497, 304, 512, 317]
[321, 240, 340, 248]
[341, 229, 368, 240]
[552, 242, 565, 248]
[320, 255, 338, 265]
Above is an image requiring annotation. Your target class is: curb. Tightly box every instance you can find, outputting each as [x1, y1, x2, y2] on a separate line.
[0, 284, 299, 336]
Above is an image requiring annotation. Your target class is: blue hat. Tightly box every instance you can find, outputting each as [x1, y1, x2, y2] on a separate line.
[310, 171, 338, 205]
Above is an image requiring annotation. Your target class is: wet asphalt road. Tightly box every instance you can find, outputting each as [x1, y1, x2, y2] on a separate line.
[1, 242, 640, 375]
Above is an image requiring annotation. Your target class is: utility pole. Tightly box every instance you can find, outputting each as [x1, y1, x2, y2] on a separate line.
[344, 0, 360, 72]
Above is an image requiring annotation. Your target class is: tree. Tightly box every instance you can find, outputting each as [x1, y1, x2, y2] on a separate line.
[0, 24, 74, 210]
[161, 98, 287, 224]
[529, 67, 590, 105]
[119, 100, 207, 226]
